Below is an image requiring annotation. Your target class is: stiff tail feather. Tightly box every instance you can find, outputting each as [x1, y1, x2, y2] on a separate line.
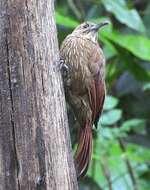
[75, 120, 93, 178]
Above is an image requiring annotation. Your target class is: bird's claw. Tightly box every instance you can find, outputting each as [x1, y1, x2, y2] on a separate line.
[59, 59, 69, 77]
[59, 59, 64, 69]
[59, 59, 69, 71]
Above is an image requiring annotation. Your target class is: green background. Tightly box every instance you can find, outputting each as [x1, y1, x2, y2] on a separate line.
[56, 0, 150, 189]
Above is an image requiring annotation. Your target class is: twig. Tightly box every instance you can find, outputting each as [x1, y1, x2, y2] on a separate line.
[118, 138, 138, 190]
[67, 0, 82, 19]
[92, 140, 97, 178]
[103, 163, 142, 188]
[101, 157, 113, 190]
[75, 0, 85, 20]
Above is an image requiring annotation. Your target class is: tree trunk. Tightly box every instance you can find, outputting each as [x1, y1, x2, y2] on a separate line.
[0, 0, 78, 189]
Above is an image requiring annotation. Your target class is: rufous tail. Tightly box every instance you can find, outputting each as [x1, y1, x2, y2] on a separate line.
[75, 120, 93, 178]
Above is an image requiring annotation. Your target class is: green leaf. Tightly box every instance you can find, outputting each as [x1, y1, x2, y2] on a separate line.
[101, 37, 118, 59]
[102, 31, 150, 61]
[55, 12, 79, 28]
[121, 119, 145, 131]
[121, 119, 146, 132]
[126, 144, 150, 163]
[103, 95, 119, 110]
[100, 109, 122, 125]
[101, 127, 125, 140]
[124, 60, 150, 82]
[102, 0, 145, 33]
[143, 83, 150, 91]
[87, 157, 107, 187]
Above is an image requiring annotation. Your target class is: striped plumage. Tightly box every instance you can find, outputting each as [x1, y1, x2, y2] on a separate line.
[60, 21, 109, 178]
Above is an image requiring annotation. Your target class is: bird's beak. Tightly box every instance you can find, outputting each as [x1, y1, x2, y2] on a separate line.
[91, 20, 110, 32]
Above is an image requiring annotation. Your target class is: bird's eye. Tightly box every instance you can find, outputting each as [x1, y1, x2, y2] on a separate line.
[83, 23, 89, 28]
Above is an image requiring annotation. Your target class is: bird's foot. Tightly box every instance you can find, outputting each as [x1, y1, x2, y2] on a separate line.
[59, 59, 69, 71]
[59, 59, 69, 78]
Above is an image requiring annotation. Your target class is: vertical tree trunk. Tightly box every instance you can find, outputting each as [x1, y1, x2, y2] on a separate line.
[0, 0, 78, 189]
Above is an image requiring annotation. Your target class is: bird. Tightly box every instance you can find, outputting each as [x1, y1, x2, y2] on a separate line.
[60, 20, 109, 178]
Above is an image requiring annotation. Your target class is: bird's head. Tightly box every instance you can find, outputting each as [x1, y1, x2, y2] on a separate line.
[72, 21, 110, 43]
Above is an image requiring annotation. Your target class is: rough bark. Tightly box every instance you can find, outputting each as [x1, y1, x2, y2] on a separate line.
[0, 0, 78, 189]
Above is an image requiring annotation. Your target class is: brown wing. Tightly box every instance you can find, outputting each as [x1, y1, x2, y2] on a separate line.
[88, 44, 106, 127]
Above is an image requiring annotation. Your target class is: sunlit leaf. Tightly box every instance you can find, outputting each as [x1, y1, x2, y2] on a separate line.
[55, 12, 79, 28]
[101, 127, 125, 140]
[102, 0, 145, 33]
[102, 31, 150, 61]
[126, 144, 150, 163]
[100, 109, 122, 125]
[143, 83, 150, 91]
[103, 95, 119, 110]
[121, 119, 146, 132]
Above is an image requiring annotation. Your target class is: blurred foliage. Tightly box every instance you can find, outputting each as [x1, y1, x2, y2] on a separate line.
[55, 0, 150, 189]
